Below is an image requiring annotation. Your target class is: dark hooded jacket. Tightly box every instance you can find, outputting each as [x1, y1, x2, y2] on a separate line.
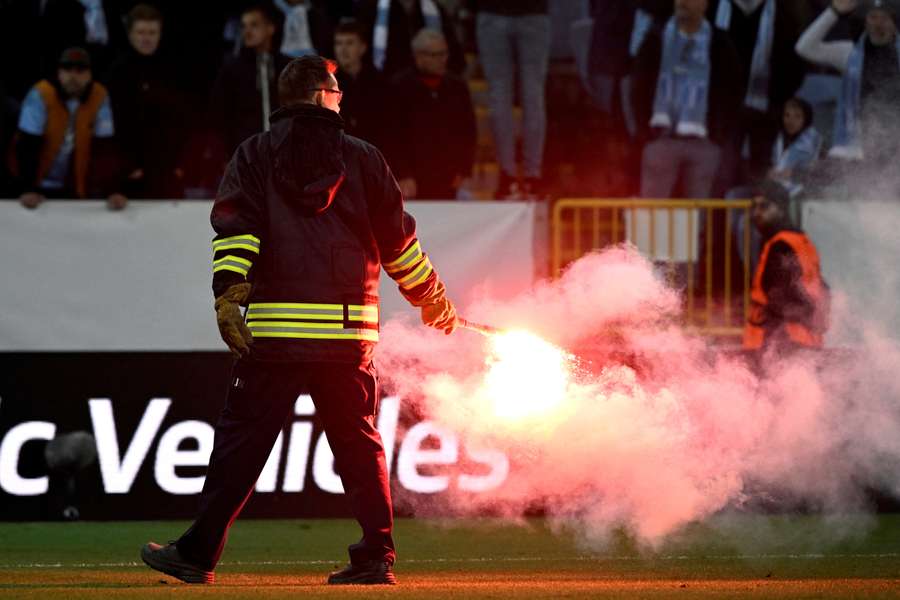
[210, 104, 442, 364]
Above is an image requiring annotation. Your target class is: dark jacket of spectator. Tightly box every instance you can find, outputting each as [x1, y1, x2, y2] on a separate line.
[336, 64, 391, 151]
[472, 0, 547, 15]
[0, 83, 20, 196]
[355, 0, 466, 77]
[708, 0, 806, 116]
[588, 0, 671, 79]
[209, 47, 291, 161]
[105, 47, 189, 198]
[386, 67, 476, 199]
[631, 23, 744, 146]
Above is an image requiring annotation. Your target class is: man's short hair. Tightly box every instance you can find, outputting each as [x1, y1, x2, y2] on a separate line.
[278, 55, 338, 106]
[335, 19, 369, 44]
[242, 2, 277, 24]
[411, 28, 446, 53]
[126, 3, 162, 31]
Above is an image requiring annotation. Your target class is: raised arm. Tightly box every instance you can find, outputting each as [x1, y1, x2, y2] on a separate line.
[795, 3, 856, 73]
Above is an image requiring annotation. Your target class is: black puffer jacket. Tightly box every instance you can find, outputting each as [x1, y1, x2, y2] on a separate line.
[210, 104, 442, 364]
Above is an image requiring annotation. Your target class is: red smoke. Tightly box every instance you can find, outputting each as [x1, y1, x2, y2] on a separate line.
[377, 246, 900, 548]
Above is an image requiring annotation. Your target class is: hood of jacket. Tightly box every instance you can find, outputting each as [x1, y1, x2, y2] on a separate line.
[268, 103, 347, 216]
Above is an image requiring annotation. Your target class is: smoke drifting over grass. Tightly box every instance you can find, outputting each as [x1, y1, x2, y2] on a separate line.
[377, 246, 900, 550]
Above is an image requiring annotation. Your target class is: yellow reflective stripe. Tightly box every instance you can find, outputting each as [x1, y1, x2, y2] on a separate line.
[383, 240, 422, 272]
[214, 255, 252, 267]
[213, 242, 260, 253]
[248, 321, 345, 329]
[212, 234, 261, 254]
[397, 257, 432, 288]
[247, 312, 344, 321]
[249, 330, 379, 341]
[213, 264, 250, 276]
[405, 263, 434, 289]
[249, 302, 343, 310]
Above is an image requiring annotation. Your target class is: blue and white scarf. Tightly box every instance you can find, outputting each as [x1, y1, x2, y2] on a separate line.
[831, 33, 900, 160]
[373, 0, 441, 71]
[715, 0, 776, 111]
[274, 0, 316, 57]
[772, 127, 822, 196]
[650, 18, 712, 138]
[629, 9, 654, 57]
[78, 0, 108, 45]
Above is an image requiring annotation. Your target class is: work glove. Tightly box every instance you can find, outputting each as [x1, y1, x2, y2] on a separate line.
[214, 282, 253, 357]
[418, 280, 458, 335]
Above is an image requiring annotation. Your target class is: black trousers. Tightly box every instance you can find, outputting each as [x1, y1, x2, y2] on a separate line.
[176, 360, 395, 570]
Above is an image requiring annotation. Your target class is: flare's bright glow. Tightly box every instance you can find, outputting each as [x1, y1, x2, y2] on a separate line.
[483, 330, 570, 421]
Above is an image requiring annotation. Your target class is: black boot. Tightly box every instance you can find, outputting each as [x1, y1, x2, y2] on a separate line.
[140, 542, 214, 584]
[327, 559, 396, 585]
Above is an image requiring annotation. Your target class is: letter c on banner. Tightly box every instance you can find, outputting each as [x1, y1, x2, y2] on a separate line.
[0, 421, 57, 495]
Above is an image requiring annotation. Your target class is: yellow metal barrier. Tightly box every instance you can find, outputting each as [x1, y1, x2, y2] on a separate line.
[552, 199, 753, 338]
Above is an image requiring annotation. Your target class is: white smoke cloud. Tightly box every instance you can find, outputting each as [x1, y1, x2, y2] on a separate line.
[376, 244, 900, 550]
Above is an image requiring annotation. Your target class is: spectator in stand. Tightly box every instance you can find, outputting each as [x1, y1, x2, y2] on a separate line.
[106, 4, 188, 199]
[210, 4, 291, 163]
[632, 0, 743, 199]
[768, 97, 823, 197]
[334, 20, 391, 149]
[75, 0, 128, 78]
[11, 47, 126, 210]
[708, 1, 807, 185]
[796, 0, 900, 164]
[387, 29, 476, 199]
[727, 97, 823, 272]
[355, 0, 466, 78]
[272, 0, 337, 57]
[0, 0, 88, 101]
[474, 0, 550, 199]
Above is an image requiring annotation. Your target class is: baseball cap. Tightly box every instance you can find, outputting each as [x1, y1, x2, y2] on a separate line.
[59, 47, 91, 69]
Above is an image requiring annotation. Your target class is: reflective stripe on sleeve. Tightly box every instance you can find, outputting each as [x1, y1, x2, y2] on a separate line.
[395, 256, 433, 290]
[212, 255, 252, 277]
[383, 240, 422, 274]
[212, 234, 261, 254]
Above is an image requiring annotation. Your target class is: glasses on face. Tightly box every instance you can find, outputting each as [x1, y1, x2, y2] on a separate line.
[308, 88, 343, 100]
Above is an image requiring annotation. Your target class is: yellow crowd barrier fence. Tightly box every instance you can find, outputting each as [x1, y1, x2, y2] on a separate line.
[552, 199, 754, 338]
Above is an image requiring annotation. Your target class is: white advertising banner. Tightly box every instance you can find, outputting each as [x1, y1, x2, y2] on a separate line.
[0, 200, 538, 351]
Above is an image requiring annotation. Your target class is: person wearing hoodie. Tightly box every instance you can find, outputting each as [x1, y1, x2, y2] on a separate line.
[105, 4, 188, 199]
[140, 55, 458, 587]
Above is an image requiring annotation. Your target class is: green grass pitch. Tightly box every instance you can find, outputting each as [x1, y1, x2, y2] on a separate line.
[1, 515, 899, 598]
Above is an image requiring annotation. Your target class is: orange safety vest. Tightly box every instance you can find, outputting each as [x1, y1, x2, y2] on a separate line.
[743, 230, 827, 350]
[34, 80, 108, 198]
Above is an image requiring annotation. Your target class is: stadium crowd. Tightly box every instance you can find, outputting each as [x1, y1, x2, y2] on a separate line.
[0, 0, 898, 207]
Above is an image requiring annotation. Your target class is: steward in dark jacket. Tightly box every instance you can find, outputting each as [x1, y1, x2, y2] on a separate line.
[140, 56, 457, 588]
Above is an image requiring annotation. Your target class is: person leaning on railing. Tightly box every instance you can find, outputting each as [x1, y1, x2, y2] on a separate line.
[11, 47, 127, 210]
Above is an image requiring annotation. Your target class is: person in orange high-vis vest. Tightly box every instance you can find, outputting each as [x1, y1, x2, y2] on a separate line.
[743, 180, 829, 353]
[12, 47, 127, 210]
